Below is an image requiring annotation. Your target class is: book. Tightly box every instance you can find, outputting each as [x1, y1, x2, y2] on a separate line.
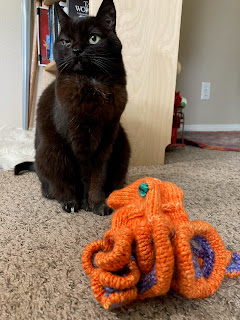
[37, 7, 50, 66]
[52, 4, 58, 41]
[49, 6, 54, 62]
[68, 0, 89, 19]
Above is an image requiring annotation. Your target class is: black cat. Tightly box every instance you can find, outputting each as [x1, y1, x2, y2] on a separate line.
[15, 0, 130, 216]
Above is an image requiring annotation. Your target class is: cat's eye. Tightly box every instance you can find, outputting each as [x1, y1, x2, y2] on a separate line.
[89, 35, 101, 45]
[61, 39, 72, 48]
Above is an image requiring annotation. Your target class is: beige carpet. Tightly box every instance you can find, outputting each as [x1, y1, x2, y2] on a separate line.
[1, 146, 240, 320]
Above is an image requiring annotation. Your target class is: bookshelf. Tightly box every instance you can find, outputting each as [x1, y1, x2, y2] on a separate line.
[44, 61, 57, 73]
[44, 0, 60, 5]
[42, 0, 66, 72]
[44, 0, 66, 5]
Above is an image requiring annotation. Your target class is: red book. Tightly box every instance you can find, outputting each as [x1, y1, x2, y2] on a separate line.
[37, 7, 50, 66]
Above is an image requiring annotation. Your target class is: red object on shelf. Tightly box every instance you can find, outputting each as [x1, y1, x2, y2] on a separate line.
[169, 92, 186, 147]
[37, 7, 50, 66]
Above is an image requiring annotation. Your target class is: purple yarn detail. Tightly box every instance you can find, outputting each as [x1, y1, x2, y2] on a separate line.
[103, 284, 132, 309]
[103, 286, 132, 306]
[226, 252, 240, 274]
[170, 229, 175, 240]
[137, 264, 157, 294]
[109, 302, 127, 310]
[190, 235, 215, 280]
[104, 286, 121, 297]
[91, 252, 98, 269]
[192, 256, 203, 279]
[233, 252, 240, 263]
[103, 262, 134, 297]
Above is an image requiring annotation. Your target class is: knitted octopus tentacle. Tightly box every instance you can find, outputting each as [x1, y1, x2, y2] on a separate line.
[98, 258, 141, 290]
[134, 221, 155, 274]
[82, 240, 105, 277]
[137, 215, 175, 299]
[94, 227, 134, 272]
[172, 221, 226, 298]
[90, 270, 138, 310]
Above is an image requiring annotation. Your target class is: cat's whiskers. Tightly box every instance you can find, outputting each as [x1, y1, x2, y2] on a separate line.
[92, 59, 112, 76]
[58, 62, 67, 73]
[57, 57, 71, 69]
[59, 62, 71, 75]
[86, 53, 118, 61]
[98, 59, 115, 70]
[94, 58, 116, 73]
[58, 57, 74, 74]
[90, 54, 118, 75]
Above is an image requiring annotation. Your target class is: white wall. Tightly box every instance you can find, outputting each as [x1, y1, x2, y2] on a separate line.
[0, 2, 22, 128]
[177, 0, 240, 129]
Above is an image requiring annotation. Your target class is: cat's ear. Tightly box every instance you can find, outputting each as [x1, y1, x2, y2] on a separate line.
[54, 1, 70, 29]
[96, 0, 116, 32]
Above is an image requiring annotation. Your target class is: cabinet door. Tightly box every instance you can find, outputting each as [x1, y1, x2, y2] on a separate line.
[91, 0, 183, 165]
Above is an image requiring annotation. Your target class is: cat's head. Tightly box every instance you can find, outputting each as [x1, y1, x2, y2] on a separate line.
[54, 0, 124, 77]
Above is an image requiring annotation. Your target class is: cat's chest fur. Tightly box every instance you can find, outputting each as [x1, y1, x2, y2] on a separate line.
[53, 73, 126, 153]
[56, 74, 118, 120]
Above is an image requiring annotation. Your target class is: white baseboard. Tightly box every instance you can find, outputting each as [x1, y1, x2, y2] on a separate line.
[183, 124, 240, 132]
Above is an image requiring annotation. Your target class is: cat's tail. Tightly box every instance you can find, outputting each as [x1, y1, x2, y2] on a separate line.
[14, 162, 35, 175]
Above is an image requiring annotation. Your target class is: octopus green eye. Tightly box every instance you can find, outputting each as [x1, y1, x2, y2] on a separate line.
[139, 183, 149, 197]
[89, 35, 101, 45]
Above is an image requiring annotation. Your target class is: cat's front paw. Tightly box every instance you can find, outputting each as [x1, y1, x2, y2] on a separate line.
[81, 199, 91, 212]
[43, 192, 54, 200]
[62, 200, 79, 213]
[92, 203, 113, 216]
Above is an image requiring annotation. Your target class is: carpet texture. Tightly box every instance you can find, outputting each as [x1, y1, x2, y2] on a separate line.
[1, 146, 240, 320]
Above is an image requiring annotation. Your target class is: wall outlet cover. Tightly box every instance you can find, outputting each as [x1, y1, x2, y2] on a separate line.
[201, 82, 211, 100]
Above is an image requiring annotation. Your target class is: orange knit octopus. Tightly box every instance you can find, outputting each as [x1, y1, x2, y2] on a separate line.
[82, 177, 240, 309]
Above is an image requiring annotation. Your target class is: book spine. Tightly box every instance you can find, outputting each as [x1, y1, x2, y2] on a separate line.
[49, 6, 53, 62]
[52, 4, 55, 44]
[53, 4, 59, 39]
[37, 7, 41, 64]
[68, 0, 89, 19]
[37, 7, 50, 66]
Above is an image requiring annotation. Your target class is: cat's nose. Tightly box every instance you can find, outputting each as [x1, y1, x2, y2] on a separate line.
[73, 48, 81, 56]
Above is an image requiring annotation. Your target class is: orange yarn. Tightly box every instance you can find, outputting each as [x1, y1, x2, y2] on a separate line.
[82, 177, 240, 309]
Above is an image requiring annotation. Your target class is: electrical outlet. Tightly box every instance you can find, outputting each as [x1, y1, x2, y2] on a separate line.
[201, 82, 211, 100]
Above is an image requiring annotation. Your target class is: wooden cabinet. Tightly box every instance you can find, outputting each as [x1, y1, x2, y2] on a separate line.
[42, 0, 183, 165]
